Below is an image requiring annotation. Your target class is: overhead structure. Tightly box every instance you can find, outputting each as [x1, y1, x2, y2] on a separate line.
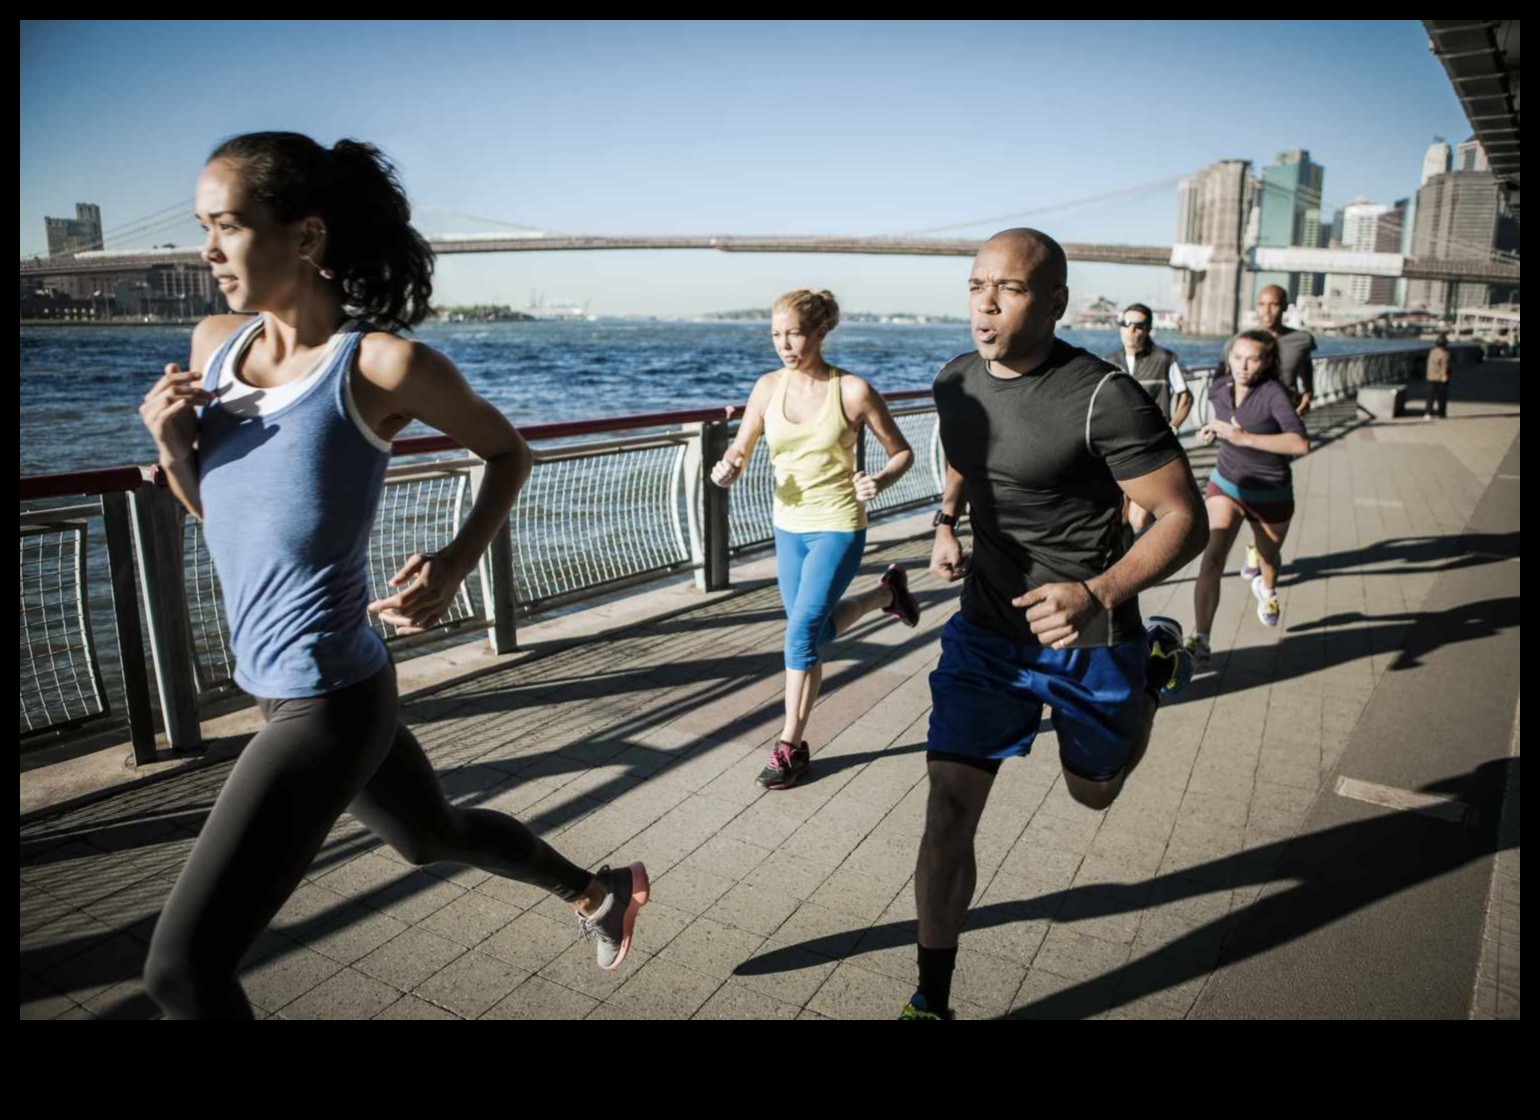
[1424, 20, 1520, 216]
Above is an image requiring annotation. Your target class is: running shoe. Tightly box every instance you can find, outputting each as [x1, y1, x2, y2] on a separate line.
[1240, 543, 1262, 581]
[898, 994, 953, 1020]
[1251, 574, 1281, 627]
[578, 862, 650, 971]
[880, 563, 921, 628]
[1184, 633, 1212, 672]
[756, 740, 810, 790]
[1146, 616, 1194, 698]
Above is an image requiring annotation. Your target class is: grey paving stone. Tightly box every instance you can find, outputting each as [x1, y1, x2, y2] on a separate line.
[478, 910, 580, 974]
[658, 916, 765, 979]
[731, 937, 839, 1006]
[806, 961, 911, 1020]
[355, 925, 467, 992]
[416, 888, 522, 948]
[482, 975, 598, 1020]
[651, 864, 737, 916]
[412, 951, 529, 1019]
[538, 938, 650, 1000]
[299, 905, 411, 966]
[695, 977, 801, 1020]
[374, 994, 461, 1020]
[242, 944, 344, 1014]
[705, 881, 803, 937]
[607, 957, 721, 1019]
[284, 967, 401, 1020]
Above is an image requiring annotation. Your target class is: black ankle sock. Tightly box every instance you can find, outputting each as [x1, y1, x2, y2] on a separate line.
[916, 944, 958, 1012]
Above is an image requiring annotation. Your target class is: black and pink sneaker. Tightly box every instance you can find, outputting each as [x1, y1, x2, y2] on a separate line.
[757, 740, 810, 790]
[881, 564, 921, 628]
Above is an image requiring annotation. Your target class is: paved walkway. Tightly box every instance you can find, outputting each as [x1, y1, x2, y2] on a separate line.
[20, 369, 1521, 1019]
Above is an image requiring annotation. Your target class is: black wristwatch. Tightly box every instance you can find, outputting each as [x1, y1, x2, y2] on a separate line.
[933, 511, 959, 529]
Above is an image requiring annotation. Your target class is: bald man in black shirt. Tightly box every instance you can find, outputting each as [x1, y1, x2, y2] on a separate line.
[902, 229, 1208, 1020]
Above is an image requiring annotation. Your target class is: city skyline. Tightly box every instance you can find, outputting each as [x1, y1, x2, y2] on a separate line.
[21, 20, 1481, 315]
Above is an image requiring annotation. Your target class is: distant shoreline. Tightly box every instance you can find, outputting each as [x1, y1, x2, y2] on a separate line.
[20, 318, 199, 328]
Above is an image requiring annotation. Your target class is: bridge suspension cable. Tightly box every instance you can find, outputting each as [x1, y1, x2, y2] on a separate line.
[895, 174, 1184, 238]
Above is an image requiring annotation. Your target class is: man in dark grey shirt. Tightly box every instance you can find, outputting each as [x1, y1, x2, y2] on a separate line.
[1253, 283, 1316, 415]
[1226, 283, 1316, 581]
[902, 229, 1208, 1021]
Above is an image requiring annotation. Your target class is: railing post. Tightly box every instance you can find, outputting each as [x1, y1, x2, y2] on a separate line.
[928, 414, 947, 494]
[129, 472, 201, 752]
[700, 418, 732, 592]
[101, 489, 157, 765]
[469, 461, 518, 655]
[683, 424, 708, 591]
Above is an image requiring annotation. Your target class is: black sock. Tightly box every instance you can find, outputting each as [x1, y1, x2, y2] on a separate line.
[916, 944, 958, 1012]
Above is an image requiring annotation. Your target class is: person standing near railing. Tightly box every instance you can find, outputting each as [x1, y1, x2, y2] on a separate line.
[710, 288, 920, 791]
[1103, 302, 1193, 537]
[1425, 334, 1452, 420]
[1187, 330, 1311, 668]
[1231, 283, 1316, 585]
[137, 132, 649, 1020]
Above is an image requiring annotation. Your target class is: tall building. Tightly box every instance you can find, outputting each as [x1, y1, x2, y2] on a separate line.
[1421, 139, 1452, 184]
[1397, 141, 1452, 307]
[1324, 199, 1403, 307]
[1173, 159, 1253, 335]
[1455, 137, 1490, 172]
[1394, 195, 1415, 307]
[44, 203, 103, 257]
[1407, 139, 1520, 314]
[1252, 149, 1326, 304]
[1297, 207, 1328, 298]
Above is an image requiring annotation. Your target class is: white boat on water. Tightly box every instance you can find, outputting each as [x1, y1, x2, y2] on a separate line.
[527, 291, 593, 321]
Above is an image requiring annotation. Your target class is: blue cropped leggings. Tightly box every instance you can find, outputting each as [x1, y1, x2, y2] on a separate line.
[774, 527, 867, 670]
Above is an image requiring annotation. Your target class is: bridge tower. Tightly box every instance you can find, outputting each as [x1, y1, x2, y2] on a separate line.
[1172, 159, 1252, 336]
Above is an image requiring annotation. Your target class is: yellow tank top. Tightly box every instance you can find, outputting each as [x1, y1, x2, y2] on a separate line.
[762, 367, 867, 533]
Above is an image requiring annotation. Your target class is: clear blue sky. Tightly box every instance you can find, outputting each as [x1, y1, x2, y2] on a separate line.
[20, 20, 1473, 316]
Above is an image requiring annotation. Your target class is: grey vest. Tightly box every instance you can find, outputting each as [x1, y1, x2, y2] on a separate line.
[1104, 344, 1177, 419]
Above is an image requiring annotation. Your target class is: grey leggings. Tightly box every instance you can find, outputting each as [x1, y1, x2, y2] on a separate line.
[144, 663, 591, 1019]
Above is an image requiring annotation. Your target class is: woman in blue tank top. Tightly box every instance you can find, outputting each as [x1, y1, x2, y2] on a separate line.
[138, 133, 648, 1018]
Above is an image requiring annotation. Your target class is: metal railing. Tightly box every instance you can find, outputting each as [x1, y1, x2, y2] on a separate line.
[17, 346, 1426, 761]
[19, 468, 156, 761]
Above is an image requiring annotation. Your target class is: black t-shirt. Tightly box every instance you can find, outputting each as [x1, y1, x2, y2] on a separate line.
[933, 341, 1184, 647]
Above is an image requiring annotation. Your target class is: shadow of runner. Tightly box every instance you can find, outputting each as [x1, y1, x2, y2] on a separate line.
[734, 759, 1514, 1019]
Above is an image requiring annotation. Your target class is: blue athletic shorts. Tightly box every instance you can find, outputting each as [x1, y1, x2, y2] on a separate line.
[927, 612, 1150, 781]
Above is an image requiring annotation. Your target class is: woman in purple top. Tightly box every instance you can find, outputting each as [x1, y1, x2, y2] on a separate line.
[1188, 330, 1310, 666]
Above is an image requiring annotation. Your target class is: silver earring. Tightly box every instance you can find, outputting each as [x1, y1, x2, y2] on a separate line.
[305, 255, 336, 281]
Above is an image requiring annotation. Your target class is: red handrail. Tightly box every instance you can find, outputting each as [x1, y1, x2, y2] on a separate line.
[18, 465, 148, 501]
[390, 405, 742, 457]
[389, 394, 939, 456]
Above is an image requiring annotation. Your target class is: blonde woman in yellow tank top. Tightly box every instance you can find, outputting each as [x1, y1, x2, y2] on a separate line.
[711, 288, 920, 790]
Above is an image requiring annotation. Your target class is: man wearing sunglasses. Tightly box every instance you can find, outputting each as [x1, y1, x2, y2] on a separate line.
[1105, 303, 1192, 535]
